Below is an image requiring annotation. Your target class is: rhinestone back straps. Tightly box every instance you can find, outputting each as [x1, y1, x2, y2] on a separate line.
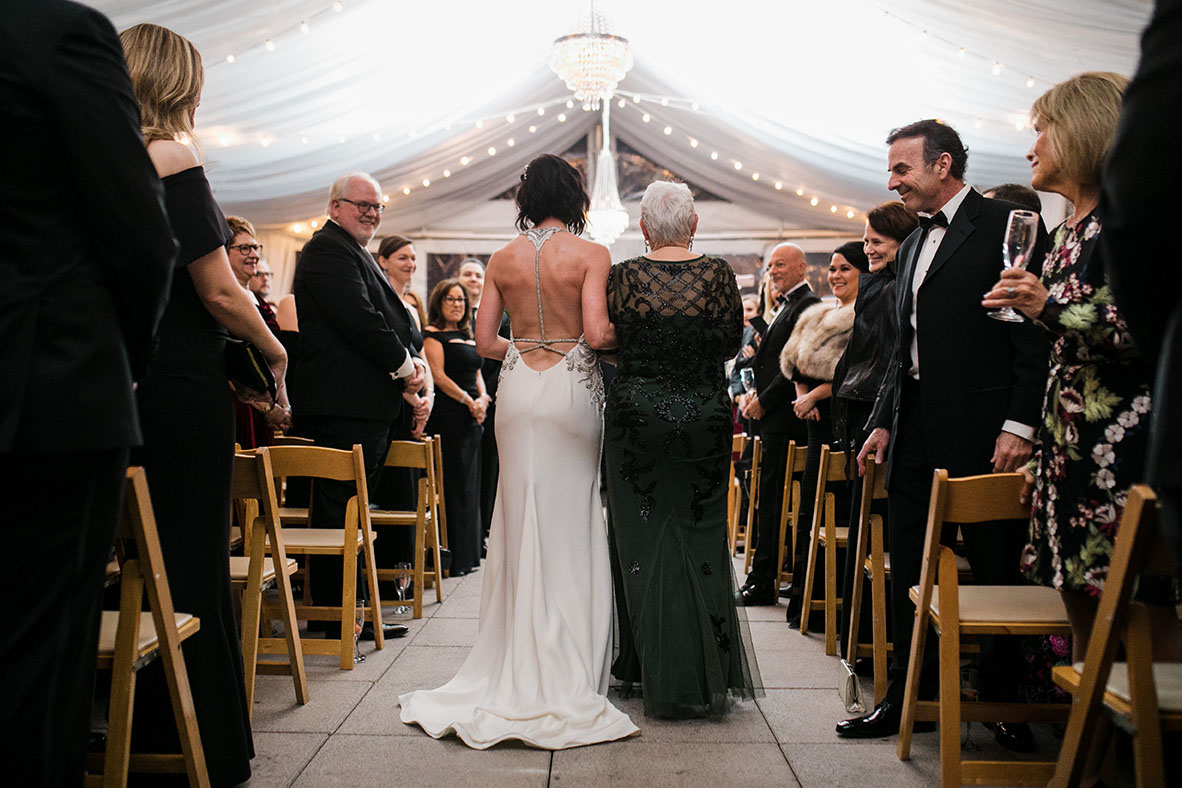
[515, 227, 582, 355]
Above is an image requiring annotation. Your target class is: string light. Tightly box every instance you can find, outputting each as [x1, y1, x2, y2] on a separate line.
[506, 113, 515, 123]
[371, 132, 381, 141]
[292, 223, 304, 233]
[795, 188, 804, 196]
[774, 182, 783, 190]
[810, 197, 819, 206]
[402, 186, 411, 195]
[1026, 76, 1036, 88]
[557, 113, 567, 122]
[566, 100, 574, 109]
[830, 205, 838, 213]
[475, 119, 483, 128]
[733, 161, 742, 170]
[957, 47, 966, 60]
[443, 169, 451, 177]
[299, 20, 310, 34]
[333, 1, 343, 11]
[507, 138, 516, 146]
[641, 113, 650, 122]
[382, 194, 390, 202]
[663, 125, 672, 135]
[751, 173, 759, 181]
[460, 156, 470, 165]
[991, 61, 1003, 76]
[618, 98, 626, 108]
[528, 124, 537, 133]
[710, 151, 719, 160]
[689, 138, 698, 148]
[225, 54, 235, 63]
[422, 178, 431, 187]
[537, 107, 545, 116]
[487, 146, 496, 156]
[264, 39, 275, 52]
[846, 210, 855, 219]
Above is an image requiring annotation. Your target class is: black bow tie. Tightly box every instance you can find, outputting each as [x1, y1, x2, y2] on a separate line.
[918, 213, 948, 230]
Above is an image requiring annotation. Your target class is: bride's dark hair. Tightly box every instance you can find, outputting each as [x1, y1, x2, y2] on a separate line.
[514, 154, 589, 236]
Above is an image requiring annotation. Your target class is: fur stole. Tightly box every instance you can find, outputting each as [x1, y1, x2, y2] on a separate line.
[780, 301, 855, 382]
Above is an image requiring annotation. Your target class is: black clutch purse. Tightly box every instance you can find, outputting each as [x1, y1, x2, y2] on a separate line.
[225, 338, 276, 402]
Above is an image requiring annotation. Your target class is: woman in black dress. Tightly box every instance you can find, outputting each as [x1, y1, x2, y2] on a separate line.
[121, 24, 289, 786]
[831, 202, 917, 653]
[424, 279, 489, 576]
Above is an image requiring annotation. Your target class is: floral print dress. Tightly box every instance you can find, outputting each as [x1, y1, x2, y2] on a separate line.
[1020, 210, 1153, 596]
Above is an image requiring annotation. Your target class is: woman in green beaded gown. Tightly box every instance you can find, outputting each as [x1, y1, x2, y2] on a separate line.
[603, 181, 761, 718]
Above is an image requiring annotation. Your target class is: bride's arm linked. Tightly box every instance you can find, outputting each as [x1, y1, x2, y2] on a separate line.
[475, 256, 510, 361]
[583, 246, 617, 351]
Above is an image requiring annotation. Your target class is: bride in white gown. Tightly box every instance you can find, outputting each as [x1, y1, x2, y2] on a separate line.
[398, 154, 638, 749]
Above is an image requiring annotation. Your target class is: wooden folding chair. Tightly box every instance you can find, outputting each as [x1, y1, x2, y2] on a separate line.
[845, 452, 890, 703]
[369, 439, 445, 618]
[727, 433, 748, 552]
[799, 445, 849, 655]
[740, 436, 763, 570]
[230, 451, 308, 712]
[259, 444, 384, 670]
[896, 470, 1071, 787]
[88, 467, 208, 788]
[1050, 485, 1181, 788]
[775, 440, 809, 594]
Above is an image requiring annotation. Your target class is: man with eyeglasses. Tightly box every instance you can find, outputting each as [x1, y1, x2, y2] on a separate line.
[251, 259, 275, 304]
[292, 172, 425, 641]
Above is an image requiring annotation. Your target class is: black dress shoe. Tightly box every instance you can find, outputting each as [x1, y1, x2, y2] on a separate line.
[360, 622, 409, 641]
[835, 701, 937, 738]
[736, 585, 777, 606]
[985, 721, 1035, 752]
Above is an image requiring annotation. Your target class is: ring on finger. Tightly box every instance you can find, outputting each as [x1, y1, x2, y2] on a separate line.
[1007, 286, 1016, 298]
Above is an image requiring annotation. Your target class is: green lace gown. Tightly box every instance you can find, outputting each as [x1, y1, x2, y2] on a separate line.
[604, 254, 761, 718]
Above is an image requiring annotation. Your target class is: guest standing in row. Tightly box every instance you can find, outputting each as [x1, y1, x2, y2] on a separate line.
[831, 202, 917, 655]
[839, 120, 1049, 748]
[982, 72, 1182, 666]
[1, 4, 176, 783]
[738, 244, 818, 606]
[606, 181, 760, 717]
[424, 279, 489, 576]
[121, 23, 292, 785]
[779, 242, 866, 627]
[292, 172, 423, 642]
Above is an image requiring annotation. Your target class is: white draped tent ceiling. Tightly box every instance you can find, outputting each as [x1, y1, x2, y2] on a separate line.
[95, 0, 1150, 274]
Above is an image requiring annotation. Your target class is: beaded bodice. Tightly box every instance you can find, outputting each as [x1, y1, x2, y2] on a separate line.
[512, 227, 582, 356]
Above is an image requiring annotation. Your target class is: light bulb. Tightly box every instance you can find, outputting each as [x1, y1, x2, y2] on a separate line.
[422, 179, 430, 187]
[460, 156, 470, 165]
[299, 21, 309, 34]
[847, 210, 856, 219]
[663, 126, 672, 135]
[507, 138, 515, 147]
[774, 182, 783, 190]
[689, 138, 699, 148]
[957, 47, 966, 60]
[830, 205, 838, 213]
[487, 146, 496, 156]
[1026, 76, 1035, 88]
[751, 173, 759, 181]
[264, 39, 275, 52]
[402, 186, 411, 195]
[796, 188, 805, 196]
[733, 161, 742, 170]
[991, 61, 1003, 76]
[810, 196, 819, 206]
[710, 151, 718, 160]
[641, 113, 650, 122]
[618, 99, 626, 108]
[475, 119, 483, 129]
[226, 54, 236, 63]
[528, 125, 537, 133]
[557, 113, 567, 122]
[506, 114, 515, 123]
[443, 169, 451, 177]
[537, 107, 545, 116]
[566, 100, 574, 109]
[333, 1, 343, 11]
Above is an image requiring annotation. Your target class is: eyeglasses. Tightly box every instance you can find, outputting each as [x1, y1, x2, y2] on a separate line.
[443, 296, 467, 304]
[338, 197, 385, 215]
[228, 243, 263, 255]
[252, 272, 273, 279]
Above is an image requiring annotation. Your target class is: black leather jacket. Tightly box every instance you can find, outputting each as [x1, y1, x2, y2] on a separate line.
[832, 263, 897, 438]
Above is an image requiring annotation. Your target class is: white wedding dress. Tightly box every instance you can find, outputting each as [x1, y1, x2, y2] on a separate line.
[398, 227, 638, 749]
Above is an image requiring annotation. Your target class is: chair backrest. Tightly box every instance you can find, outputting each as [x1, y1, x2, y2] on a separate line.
[930, 470, 1029, 525]
[384, 440, 431, 471]
[732, 433, 748, 454]
[263, 444, 371, 518]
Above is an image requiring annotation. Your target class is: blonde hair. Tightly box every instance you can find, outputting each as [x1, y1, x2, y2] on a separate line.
[1031, 71, 1129, 185]
[225, 216, 256, 240]
[120, 23, 204, 151]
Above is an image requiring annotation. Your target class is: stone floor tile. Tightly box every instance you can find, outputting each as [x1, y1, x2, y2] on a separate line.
[339, 646, 471, 735]
[291, 734, 550, 788]
[252, 678, 371, 733]
[409, 616, 480, 647]
[550, 740, 798, 788]
[246, 732, 327, 788]
[606, 694, 775, 744]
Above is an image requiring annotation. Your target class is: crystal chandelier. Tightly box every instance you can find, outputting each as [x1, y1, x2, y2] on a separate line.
[549, 1, 633, 110]
[586, 104, 630, 246]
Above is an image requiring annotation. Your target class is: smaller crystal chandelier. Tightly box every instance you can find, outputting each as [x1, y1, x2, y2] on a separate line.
[549, 1, 634, 110]
[586, 104, 630, 246]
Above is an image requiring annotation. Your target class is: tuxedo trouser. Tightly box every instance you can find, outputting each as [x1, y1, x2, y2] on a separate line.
[295, 415, 397, 609]
[883, 378, 1026, 705]
[0, 448, 128, 787]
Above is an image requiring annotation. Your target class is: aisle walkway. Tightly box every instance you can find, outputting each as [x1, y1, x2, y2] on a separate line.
[245, 558, 1057, 787]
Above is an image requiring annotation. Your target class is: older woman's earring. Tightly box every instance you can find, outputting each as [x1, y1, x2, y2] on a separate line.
[688, 235, 694, 251]
[643, 237, 650, 253]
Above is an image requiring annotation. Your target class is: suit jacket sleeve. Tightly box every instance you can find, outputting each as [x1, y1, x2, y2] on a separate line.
[298, 241, 412, 373]
[50, 7, 176, 378]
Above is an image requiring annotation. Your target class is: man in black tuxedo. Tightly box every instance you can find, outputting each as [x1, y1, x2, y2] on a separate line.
[837, 120, 1049, 744]
[738, 243, 819, 605]
[1102, 0, 1182, 572]
[293, 173, 425, 640]
[0, 1, 176, 782]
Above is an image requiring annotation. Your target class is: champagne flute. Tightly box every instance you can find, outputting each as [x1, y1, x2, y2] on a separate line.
[353, 596, 367, 664]
[739, 368, 756, 395]
[989, 209, 1040, 323]
[393, 561, 413, 615]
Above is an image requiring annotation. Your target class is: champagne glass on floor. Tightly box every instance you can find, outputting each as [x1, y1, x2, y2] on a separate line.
[353, 597, 367, 664]
[989, 209, 1040, 322]
[393, 562, 412, 615]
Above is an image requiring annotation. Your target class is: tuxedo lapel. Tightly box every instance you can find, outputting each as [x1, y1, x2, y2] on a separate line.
[922, 189, 981, 286]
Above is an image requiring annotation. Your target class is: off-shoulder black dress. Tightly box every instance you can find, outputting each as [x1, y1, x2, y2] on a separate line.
[131, 166, 253, 786]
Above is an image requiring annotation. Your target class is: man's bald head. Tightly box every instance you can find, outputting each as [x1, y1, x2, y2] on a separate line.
[767, 242, 807, 293]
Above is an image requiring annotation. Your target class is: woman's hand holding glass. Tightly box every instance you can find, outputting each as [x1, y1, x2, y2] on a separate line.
[982, 267, 1049, 320]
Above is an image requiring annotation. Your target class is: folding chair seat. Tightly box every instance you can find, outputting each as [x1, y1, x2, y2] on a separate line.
[1050, 485, 1181, 788]
[87, 467, 208, 788]
[259, 444, 384, 670]
[896, 470, 1071, 787]
[229, 451, 308, 711]
[368, 438, 445, 618]
[775, 440, 808, 594]
[799, 445, 850, 655]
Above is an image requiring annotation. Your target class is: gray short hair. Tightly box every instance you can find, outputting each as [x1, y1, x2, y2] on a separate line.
[640, 181, 696, 249]
[328, 172, 381, 211]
